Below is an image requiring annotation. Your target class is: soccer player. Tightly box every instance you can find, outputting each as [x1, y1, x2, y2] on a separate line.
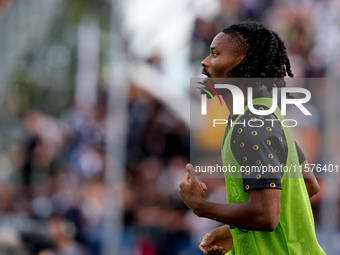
[179, 21, 325, 255]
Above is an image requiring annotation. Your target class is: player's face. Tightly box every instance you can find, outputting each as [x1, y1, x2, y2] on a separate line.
[201, 32, 245, 79]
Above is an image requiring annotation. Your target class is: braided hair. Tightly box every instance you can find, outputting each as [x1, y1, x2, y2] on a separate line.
[223, 20, 293, 91]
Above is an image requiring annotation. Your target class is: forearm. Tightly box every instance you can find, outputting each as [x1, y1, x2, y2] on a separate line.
[301, 160, 319, 197]
[303, 178, 319, 197]
[194, 199, 278, 231]
[179, 165, 281, 232]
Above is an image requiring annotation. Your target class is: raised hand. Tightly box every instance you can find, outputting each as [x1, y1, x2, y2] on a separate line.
[179, 164, 207, 214]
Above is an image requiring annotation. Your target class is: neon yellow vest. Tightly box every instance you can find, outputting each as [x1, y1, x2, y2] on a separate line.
[221, 97, 325, 255]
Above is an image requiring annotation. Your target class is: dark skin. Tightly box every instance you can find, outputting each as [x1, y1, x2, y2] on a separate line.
[201, 33, 245, 80]
[180, 32, 320, 255]
[180, 164, 281, 231]
[301, 160, 320, 197]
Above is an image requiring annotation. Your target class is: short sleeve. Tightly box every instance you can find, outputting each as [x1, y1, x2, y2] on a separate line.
[295, 142, 306, 164]
[231, 107, 287, 192]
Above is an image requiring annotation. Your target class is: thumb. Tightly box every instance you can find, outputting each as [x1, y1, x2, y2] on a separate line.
[200, 232, 215, 246]
[199, 233, 213, 255]
[186, 163, 196, 181]
[199, 181, 208, 192]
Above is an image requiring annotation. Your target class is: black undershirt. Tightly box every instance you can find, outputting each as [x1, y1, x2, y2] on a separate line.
[225, 90, 306, 192]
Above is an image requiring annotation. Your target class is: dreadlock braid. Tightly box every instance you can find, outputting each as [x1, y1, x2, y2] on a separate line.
[223, 20, 293, 91]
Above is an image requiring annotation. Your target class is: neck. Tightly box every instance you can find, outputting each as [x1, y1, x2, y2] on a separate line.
[223, 84, 261, 118]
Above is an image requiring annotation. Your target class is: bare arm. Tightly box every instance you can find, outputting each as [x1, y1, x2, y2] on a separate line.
[301, 160, 319, 198]
[194, 189, 281, 231]
[179, 164, 281, 231]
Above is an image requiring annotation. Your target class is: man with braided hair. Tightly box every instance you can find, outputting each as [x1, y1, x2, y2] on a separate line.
[179, 21, 325, 255]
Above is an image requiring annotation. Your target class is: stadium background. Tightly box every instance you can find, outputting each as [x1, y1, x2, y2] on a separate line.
[0, 0, 339, 254]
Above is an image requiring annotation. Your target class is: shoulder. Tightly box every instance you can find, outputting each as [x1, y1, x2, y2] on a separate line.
[230, 105, 288, 170]
[231, 106, 284, 147]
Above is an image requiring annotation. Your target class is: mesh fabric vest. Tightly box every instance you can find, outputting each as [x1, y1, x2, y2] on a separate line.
[221, 97, 325, 255]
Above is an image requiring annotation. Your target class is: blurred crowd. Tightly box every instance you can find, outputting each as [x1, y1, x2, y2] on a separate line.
[0, 0, 337, 254]
[2, 82, 208, 254]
